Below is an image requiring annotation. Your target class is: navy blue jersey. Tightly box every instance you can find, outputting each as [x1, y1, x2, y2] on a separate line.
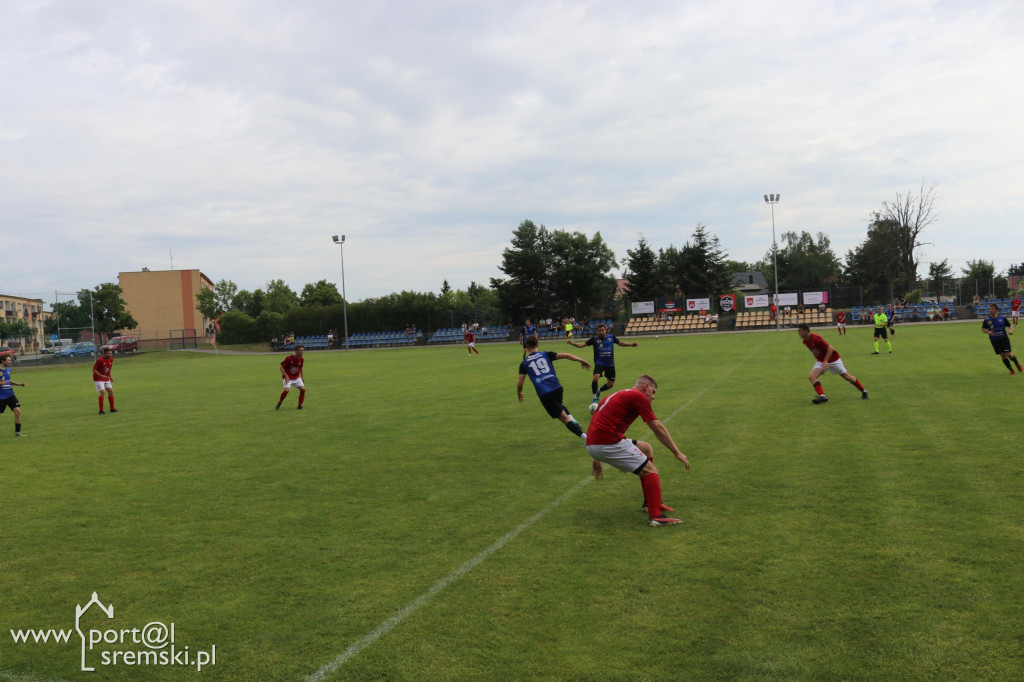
[0, 367, 13, 399]
[983, 315, 1010, 340]
[585, 334, 618, 366]
[519, 351, 563, 397]
[520, 325, 536, 343]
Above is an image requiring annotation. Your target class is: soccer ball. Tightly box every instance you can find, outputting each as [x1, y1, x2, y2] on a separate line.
[588, 402, 599, 415]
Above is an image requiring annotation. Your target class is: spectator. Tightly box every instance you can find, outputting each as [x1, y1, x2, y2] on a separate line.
[942, 305, 950, 321]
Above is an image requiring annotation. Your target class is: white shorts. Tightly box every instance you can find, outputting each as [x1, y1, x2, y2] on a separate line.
[837, 322, 846, 328]
[94, 381, 113, 392]
[586, 439, 649, 474]
[467, 342, 476, 348]
[1013, 310, 1020, 319]
[813, 359, 848, 375]
[282, 377, 305, 390]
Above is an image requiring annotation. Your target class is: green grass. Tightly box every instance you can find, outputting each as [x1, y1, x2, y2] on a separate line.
[2, 322, 1023, 680]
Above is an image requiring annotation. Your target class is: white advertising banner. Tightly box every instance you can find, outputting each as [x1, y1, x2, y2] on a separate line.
[631, 301, 655, 315]
[745, 294, 770, 309]
[802, 291, 829, 305]
[686, 298, 711, 312]
[776, 293, 799, 306]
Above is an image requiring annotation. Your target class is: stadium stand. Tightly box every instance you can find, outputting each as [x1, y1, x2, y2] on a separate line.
[625, 313, 717, 335]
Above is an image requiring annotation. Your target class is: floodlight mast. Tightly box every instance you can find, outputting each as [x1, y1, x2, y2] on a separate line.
[763, 194, 781, 330]
[331, 235, 349, 350]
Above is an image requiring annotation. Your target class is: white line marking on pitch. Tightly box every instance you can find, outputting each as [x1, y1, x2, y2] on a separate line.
[307, 342, 763, 680]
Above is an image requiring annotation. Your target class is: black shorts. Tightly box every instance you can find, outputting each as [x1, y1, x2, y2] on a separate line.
[991, 337, 1012, 355]
[0, 395, 20, 412]
[594, 364, 616, 381]
[874, 327, 888, 339]
[539, 388, 567, 419]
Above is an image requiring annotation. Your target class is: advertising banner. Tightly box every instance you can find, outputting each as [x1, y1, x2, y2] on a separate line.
[659, 299, 682, 313]
[745, 294, 770, 308]
[686, 298, 711, 312]
[631, 301, 655, 315]
[718, 294, 736, 312]
[802, 291, 829, 305]
[776, 293, 799, 306]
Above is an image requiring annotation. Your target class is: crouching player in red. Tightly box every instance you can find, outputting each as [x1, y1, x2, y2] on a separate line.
[586, 375, 690, 527]
[798, 323, 868, 403]
[276, 345, 306, 410]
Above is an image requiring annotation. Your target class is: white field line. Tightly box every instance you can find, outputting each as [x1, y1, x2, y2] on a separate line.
[305, 340, 765, 680]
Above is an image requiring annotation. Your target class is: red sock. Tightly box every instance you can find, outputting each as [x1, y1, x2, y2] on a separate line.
[278, 391, 289, 404]
[298, 390, 305, 407]
[853, 379, 865, 391]
[640, 473, 663, 519]
[813, 382, 825, 396]
[98, 395, 105, 411]
[108, 395, 115, 410]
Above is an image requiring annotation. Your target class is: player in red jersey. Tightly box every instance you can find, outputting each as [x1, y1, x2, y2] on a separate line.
[835, 310, 847, 335]
[798, 323, 868, 403]
[1011, 296, 1021, 326]
[93, 347, 118, 414]
[464, 329, 480, 356]
[586, 375, 690, 527]
[276, 345, 306, 410]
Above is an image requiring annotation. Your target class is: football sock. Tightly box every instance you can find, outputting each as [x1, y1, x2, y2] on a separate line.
[640, 473, 663, 519]
[813, 381, 825, 396]
[1002, 357, 1013, 371]
[886, 340, 893, 352]
[98, 396, 105, 411]
[15, 423, 21, 434]
[591, 380, 599, 395]
[1013, 355, 1023, 371]
[853, 379, 865, 391]
[279, 390, 289, 404]
[565, 419, 584, 438]
[599, 383, 611, 393]
[873, 340, 879, 352]
[108, 396, 115, 410]
[297, 389, 305, 407]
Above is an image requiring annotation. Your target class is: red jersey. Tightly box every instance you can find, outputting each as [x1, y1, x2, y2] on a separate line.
[586, 388, 658, 445]
[464, 331, 475, 343]
[836, 311, 846, 323]
[802, 333, 838, 363]
[1012, 298, 1021, 312]
[280, 354, 304, 379]
[92, 356, 113, 381]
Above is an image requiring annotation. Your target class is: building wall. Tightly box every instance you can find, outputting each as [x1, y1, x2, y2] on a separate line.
[0, 295, 51, 350]
[119, 270, 213, 341]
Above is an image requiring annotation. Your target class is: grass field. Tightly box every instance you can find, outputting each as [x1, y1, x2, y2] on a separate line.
[2, 321, 1022, 681]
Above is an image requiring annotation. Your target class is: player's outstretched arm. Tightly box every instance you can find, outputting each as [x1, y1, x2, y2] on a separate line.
[516, 374, 527, 403]
[554, 352, 591, 371]
[565, 340, 585, 348]
[617, 339, 638, 348]
[647, 419, 690, 470]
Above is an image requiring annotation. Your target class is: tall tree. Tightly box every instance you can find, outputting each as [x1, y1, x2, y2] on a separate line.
[961, 259, 998, 280]
[927, 259, 955, 293]
[878, 181, 938, 290]
[547, 230, 618, 318]
[232, 289, 265, 318]
[762, 231, 842, 292]
[622, 236, 662, 302]
[90, 283, 138, 334]
[300, 279, 343, 307]
[844, 217, 905, 302]
[195, 279, 238, 319]
[661, 223, 732, 298]
[491, 220, 552, 319]
[263, 279, 300, 314]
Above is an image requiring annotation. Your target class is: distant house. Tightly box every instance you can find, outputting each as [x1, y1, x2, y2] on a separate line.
[731, 271, 769, 296]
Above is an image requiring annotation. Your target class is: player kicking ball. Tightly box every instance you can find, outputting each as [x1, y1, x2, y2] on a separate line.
[276, 344, 306, 410]
[797, 323, 868, 404]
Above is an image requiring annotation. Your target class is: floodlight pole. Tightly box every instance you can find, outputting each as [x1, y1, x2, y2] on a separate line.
[764, 193, 781, 331]
[332, 235, 350, 350]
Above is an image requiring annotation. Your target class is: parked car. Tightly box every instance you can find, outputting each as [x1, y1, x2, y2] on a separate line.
[0, 348, 15, 363]
[54, 342, 97, 358]
[41, 338, 74, 354]
[100, 336, 138, 355]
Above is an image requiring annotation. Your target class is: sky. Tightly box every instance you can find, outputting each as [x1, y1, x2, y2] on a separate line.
[2, 0, 1022, 305]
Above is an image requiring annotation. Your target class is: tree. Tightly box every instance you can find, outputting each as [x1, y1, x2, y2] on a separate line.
[961, 259, 999, 280]
[300, 280, 343, 307]
[195, 279, 238, 319]
[877, 182, 938, 291]
[263, 279, 300, 314]
[843, 217, 905, 302]
[491, 220, 553, 319]
[547, 230, 618, 318]
[89, 283, 137, 335]
[762, 231, 842, 292]
[927, 259, 955, 295]
[1006, 263, 1024, 277]
[660, 223, 732, 298]
[232, 289, 265, 318]
[622, 236, 663, 302]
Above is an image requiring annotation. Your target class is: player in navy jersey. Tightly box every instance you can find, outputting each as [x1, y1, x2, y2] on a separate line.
[518, 319, 537, 358]
[981, 304, 1022, 375]
[1, 354, 26, 436]
[517, 335, 591, 441]
[566, 323, 638, 406]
